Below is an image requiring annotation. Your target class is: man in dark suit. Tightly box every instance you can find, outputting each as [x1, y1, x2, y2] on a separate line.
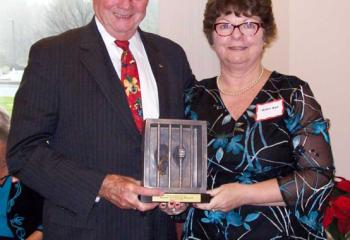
[6, 0, 194, 239]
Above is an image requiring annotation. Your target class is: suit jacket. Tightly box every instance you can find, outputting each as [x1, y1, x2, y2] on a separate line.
[7, 19, 195, 240]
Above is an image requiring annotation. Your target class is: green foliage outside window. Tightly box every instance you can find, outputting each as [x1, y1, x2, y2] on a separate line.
[0, 97, 14, 115]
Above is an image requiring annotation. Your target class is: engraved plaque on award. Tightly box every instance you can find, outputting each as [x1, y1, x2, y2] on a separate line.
[140, 119, 210, 203]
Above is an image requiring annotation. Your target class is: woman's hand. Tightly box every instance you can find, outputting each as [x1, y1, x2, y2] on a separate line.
[194, 183, 247, 212]
[159, 201, 189, 215]
[194, 179, 285, 212]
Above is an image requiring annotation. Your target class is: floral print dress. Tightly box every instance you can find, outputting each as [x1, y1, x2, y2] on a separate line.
[183, 71, 334, 240]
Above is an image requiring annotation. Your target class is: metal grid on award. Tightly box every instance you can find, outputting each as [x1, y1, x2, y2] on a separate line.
[143, 119, 207, 194]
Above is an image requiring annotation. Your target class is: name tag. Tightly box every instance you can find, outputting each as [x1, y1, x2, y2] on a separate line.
[256, 99, 284, 121]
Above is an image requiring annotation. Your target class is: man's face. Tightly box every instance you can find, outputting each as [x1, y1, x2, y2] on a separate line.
[93, 0, 148, 40]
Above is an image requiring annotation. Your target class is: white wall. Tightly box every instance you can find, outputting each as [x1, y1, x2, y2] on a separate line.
[263, 1, 289, 73]
[289, 0, 350, 178]
[159, 0, 350, 177]
[159, 0, 219, 79]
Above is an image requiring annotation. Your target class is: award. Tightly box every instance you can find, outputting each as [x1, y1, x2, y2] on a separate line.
[140, 119, 210, 203]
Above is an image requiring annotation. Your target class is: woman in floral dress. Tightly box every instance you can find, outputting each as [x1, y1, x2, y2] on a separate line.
[182, 0, 335, 239]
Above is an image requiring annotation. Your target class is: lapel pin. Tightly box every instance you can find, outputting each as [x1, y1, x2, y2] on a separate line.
[158, 64, 164, 68]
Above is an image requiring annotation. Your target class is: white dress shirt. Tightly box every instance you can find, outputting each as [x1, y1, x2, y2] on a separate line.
[95, 17, 160, 120]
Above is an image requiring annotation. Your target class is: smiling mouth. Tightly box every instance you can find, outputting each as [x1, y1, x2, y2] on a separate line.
[228, 46, 247, 51]
[113, 13, 132, 19]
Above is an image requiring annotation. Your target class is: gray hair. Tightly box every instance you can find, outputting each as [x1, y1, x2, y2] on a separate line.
[0, 107, 10, 142]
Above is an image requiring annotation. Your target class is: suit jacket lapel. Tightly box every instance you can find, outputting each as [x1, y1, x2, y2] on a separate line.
[79, 20, 140, 139]
[139, 30, 171, 118]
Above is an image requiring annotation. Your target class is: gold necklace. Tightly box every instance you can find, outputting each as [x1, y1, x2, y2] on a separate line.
[217, 66, 264, 97]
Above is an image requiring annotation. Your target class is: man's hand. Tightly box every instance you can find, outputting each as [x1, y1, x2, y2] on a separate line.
[98, 174, 162, 211]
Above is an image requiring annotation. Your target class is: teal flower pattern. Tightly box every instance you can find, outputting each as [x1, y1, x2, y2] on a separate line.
[310, 119, 330, 143]
[201, 210, 226, 225]
[226, 135, 244, 155]
[284, 109, 302, 133]
[226, 211, 261, 231]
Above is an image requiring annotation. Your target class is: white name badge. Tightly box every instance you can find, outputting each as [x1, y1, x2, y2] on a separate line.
[255, 99, 284, 121]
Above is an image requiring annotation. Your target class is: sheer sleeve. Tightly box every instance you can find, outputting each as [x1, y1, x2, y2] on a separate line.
[278, 81, 335, 226]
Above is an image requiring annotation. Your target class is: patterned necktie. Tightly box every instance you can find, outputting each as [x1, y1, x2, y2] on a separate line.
[115, 40, 143, 133]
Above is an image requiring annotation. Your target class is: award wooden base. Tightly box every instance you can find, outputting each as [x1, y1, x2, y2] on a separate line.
[140, 193, 211, 203]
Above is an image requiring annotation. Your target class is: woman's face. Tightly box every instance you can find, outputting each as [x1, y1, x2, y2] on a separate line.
[212, 13, 265, 69]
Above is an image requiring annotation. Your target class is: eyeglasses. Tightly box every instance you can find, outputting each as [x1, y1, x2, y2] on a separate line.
[213, 22, 262, 37]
